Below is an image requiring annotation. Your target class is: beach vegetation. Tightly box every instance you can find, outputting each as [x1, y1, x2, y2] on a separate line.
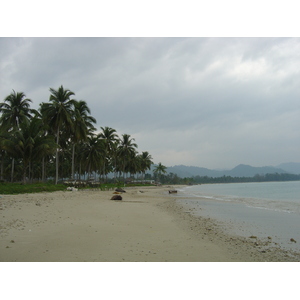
[40, 85, 76, 184]
[0, 87, 154, 185]
[0, 182, 66, 194]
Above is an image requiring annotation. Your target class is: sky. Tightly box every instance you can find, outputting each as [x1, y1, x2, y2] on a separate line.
[1, 37, 299, 169]
[1, 3, 300, 170]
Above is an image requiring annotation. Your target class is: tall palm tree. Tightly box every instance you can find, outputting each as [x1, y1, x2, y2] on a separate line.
[139, 151, 153, 180]
[1, 131, 20, 182]
[127, 150, 140, 179]
[0, 90, 35, 130]
[29, 117, 57, 182]
[153, 162, 167, 183]
[110, 139, 121, 183]
[33, 110, 57, 182]
[0, 90, 36, 182]
[40, 85, 75, 184]
[0, 127, 7, 180]
[98, 127, 118, 182]
[82, 135, 105, 180]
[119, 134, 137, 182]
[3, 117, 57, 183]
[71, 100, 96, 179]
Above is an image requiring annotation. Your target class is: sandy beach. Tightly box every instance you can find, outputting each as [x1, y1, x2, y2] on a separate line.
[1, 185, 299, 262]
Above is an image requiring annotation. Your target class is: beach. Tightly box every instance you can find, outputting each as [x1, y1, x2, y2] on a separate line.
[1, 185, 299, 262]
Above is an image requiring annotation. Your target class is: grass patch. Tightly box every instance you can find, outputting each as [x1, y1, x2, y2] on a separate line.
[0, 182, 66, 195]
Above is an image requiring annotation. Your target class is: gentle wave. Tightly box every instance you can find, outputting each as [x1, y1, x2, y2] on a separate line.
[177, 182, 300, 251]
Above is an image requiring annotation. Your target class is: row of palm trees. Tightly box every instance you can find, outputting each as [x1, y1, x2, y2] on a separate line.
[0, 86, 153, 184]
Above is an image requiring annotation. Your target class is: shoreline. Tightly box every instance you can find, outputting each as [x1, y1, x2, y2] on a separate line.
[1, 185, 299, 262]
[162, 194, 300, 262]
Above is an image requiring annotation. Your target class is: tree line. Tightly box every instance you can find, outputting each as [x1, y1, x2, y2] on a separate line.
[0, 86, 154, 184]
[149, 172, 300, 185]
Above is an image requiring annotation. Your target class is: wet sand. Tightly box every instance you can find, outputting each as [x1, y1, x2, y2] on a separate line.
[1, 185, 299, 262]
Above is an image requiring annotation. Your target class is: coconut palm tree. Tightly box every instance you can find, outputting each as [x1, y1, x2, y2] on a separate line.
[29, 117, 57, 182]
[1, 116, 57, 183]
[153, 162, 167, 183]
[0, 131, 20, 182]
[139, 151, 153, 180]
[127, 150, 140, 179]
[71, 100, 96, 179]
[0, 127, 7, 180]
[35, 110, 57, 182]
[40, 85, 76, 184]
[98, 127, 118, 182]
[110, 139, 121, 183]
[118, 134, 138, 182]
[0, 90, 36, 130]
[0, 90, 36, 182]
[81, 135, 105, 180]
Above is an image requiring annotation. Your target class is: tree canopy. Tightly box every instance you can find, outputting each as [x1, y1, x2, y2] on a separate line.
[0, 87, 154, 184]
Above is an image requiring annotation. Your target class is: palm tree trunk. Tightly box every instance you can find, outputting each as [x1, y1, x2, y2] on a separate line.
[0, 153, 3, 181]
[123, 159, 126, 183]
[55, 128, 59, 184]
[11, 158, 14, 183]
[28, 162, 31, 183]
[103, 159, 106, 183]
[72, 143, 75, 180]
[42, 157, 45, 182]
[23, 169, 26, 184]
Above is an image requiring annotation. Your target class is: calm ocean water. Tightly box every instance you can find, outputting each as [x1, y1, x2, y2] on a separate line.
[177, 181, 300, 252]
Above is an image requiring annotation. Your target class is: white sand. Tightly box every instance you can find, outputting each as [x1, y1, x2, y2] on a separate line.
[1, 186, 299, 262]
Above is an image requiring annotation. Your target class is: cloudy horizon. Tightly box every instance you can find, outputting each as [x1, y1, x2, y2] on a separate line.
[1, 37, 299, 169]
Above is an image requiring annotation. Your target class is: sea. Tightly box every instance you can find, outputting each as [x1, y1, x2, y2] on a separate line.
[176, 181, 300, 252]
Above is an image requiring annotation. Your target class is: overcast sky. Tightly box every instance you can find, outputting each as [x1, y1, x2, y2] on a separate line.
[1, 37, 299, 169]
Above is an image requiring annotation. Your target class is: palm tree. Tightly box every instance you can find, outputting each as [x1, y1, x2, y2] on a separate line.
[11, 122, 35, 183]
[1, 116, 57, 184]
[127, 150, 140, 179]
[0, 90, 36, 182]
[110, 139, 120, 183]
[40, 85, 75, 184]
[139, 151, 153, 180]
[0, 127, 7, 180]
[81, 135, 105, 180]
[71, 100, 96, 179]
[1, 131, 20, 182]
[118, 134, 137, 182]
[0, 90, 35, 130]
[153, 162, 167, 183]
[98, 127, 118, 182]
[28, 117, 57, 182]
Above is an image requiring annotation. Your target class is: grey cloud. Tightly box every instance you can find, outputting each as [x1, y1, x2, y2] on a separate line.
[1, 37, 300, 169]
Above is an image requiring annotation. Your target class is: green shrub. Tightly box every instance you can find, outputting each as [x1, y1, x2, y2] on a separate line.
[0, 182, 66, 195]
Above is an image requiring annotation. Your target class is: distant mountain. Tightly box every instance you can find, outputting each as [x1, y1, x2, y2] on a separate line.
[276, 162, 300, 175]
[163, 164, 289, 178]
[165, 165, 220, 177]
[226, 164, 287, 177]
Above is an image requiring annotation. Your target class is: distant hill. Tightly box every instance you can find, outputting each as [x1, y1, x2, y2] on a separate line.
[164, 165, 219, 177]
[276, 162, 300, 175]
[226, 164, 287, 177]
[160, 164, 290, 178]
